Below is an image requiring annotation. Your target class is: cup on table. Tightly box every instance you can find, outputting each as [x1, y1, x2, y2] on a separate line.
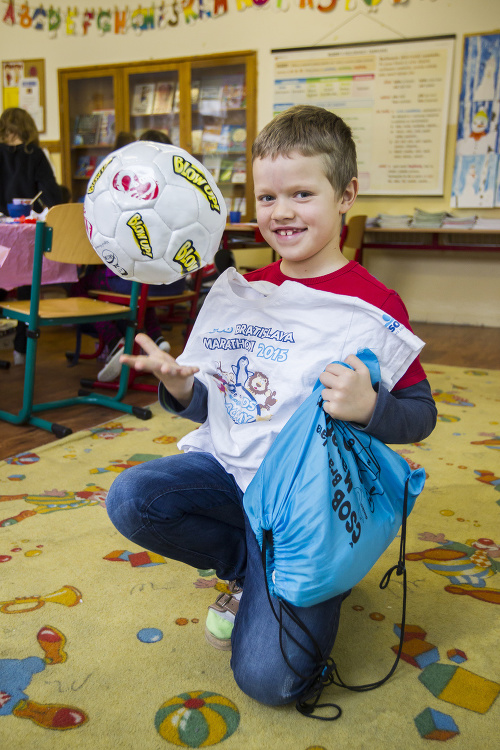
[229, 210, 241, 224]
[7, 203, 31, 218]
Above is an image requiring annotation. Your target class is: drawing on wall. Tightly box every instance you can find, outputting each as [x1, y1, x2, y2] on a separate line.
[451, 32, 500, 208]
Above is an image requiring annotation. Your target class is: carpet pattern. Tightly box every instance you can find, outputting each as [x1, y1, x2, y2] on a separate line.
[0, 364, 499, 749]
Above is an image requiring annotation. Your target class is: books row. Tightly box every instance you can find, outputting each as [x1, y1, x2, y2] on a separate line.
[192, 125, 246, 156]
[130, 76, 246, 117]
[203, 156, 246, 185]
[73, 111, 115, 146]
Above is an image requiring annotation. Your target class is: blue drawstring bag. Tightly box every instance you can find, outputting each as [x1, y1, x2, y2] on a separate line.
[243, 348, 426, 608]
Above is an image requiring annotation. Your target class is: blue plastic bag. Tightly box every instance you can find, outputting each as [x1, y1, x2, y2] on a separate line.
[243, 349, 426, 607]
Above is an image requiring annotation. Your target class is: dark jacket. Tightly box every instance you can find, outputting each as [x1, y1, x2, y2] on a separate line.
[0, 142, 61, 215]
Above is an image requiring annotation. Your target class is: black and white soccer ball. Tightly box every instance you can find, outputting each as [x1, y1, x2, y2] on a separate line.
[83, 141, 227, 284]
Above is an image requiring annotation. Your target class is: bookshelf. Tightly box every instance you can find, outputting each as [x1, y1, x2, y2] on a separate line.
[58, 52, 257, 217]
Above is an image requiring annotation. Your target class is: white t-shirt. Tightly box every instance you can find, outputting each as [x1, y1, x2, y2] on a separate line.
[177, 269, 424, 491]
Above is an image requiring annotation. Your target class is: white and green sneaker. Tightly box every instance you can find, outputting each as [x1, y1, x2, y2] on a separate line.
[205, 581, 243, 651]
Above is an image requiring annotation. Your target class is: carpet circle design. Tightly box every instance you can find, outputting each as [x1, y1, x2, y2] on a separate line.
[155, 690, 240, 746]
[137, 627, 163, 643]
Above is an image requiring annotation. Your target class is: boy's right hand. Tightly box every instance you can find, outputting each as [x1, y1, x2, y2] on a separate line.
[119, 332, 199, 407]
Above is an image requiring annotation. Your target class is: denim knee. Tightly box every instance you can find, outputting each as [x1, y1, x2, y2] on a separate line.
[231, 651, 304, 706]
[105, 464, 144, 540]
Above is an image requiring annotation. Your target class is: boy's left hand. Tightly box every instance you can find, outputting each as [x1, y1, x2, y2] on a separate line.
[319, 354, 377, 426]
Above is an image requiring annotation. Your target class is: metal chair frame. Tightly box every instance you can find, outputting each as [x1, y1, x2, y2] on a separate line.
[0, 205, 152, 437]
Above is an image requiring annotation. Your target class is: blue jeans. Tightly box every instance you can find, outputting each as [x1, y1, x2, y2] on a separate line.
[106, 451, 344, 706]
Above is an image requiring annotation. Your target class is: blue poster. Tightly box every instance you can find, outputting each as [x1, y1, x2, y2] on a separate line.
[451, 33, 500, 208]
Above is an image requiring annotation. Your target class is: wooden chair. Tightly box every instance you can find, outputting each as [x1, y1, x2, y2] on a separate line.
[77, 268, 204, 394]
[341, 214, 367, 263]
[0, 204, 152, 437]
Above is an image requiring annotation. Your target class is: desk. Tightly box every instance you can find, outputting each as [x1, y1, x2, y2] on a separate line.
[360, 227, 500, 265]
[222, 222, 265, 249]
[0, 222, 78, 291]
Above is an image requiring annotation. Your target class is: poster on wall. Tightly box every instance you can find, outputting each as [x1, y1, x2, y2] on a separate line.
[451, 32, 500, 209]
[272, 36, 455, 197]
[1, 58, 46, 133]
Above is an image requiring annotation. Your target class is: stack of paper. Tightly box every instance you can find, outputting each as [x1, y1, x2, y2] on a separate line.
[411, 209, 449, 228]
[441, 214, 477, 229]
[376, 214, 412, 228]
[474, 217, 500, 231]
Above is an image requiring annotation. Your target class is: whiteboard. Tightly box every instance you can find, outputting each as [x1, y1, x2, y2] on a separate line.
[272, 37, 455, 196]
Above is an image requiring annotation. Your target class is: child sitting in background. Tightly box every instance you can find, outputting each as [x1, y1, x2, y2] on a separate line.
[105, 105, 437, 709]
[0, 107, 62, 365]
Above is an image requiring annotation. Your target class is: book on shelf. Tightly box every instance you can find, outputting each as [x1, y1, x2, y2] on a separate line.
[219, 159, 234, 183]
[221, 81, 246, 109]
[191, 80, 201, 106]
[75, 154, 97, 178]
[153, 82, 176, 114]
[93, 109, 115, 146]
[198, 80, 223, 116]
[191, 129, 203, 153]
[73, 114, 101, 146]
[231, 159, 246, 184]
[131, 83, 156, 115]
[203, 155, 222, 183]
[218, 125, 246, 154]
[201, 124, 222, 155]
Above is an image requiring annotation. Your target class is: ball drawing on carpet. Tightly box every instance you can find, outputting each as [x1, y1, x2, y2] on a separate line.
[83, 141, 227, 284]
[155, 690, 240, 746]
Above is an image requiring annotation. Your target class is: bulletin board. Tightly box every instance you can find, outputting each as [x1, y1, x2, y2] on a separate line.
[2, 58, 46, 133]
[272, 36, 455, 196]
[450, 31, 500, 208]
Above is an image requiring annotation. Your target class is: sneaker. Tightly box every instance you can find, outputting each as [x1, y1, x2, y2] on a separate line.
[13, 350, 26, 365]
[205, 581, 243, 651]
[155, 337, 171, 353]
[97, 338, 125, 382]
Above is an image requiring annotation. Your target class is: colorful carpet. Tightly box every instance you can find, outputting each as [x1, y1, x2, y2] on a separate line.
[0, 364, 499, 749]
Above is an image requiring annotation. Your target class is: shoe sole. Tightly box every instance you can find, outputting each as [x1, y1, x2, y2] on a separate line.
[204, 626, 232, 651]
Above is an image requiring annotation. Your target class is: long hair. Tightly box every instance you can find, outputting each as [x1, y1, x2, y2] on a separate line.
[0, 107, 40, 151]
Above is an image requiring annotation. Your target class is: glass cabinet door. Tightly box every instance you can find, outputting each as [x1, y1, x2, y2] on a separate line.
[65, 73, 118, 202]
[190, 62, 248, 219]
[126, 67, 180, 145]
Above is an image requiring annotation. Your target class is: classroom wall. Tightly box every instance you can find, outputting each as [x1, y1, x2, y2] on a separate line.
[1, 0, 499, 326]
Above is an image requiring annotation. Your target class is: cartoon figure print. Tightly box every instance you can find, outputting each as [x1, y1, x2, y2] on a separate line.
[406, 532, 500, 604]
[213, 356, 277, 424]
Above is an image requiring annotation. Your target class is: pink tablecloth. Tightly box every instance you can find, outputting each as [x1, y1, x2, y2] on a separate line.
[0, 222, 78, 291]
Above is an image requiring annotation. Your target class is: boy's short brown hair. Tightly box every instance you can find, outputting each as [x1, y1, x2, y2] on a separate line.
[252, 105, 357, 196]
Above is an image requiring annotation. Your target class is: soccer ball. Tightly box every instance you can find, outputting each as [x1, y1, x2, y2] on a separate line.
[83, 141, 227, 284]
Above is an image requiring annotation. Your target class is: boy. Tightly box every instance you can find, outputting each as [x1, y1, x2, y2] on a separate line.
[106, 105, 437, 709]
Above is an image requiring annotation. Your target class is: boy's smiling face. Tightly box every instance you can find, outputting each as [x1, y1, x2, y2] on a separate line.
[253, 151, 357, 279]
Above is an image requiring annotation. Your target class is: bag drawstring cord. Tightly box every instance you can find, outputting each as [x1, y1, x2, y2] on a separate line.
[260, 476, 410, 719]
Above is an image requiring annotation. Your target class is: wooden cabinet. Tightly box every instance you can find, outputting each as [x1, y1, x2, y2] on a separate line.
[58, 52, 257, 221]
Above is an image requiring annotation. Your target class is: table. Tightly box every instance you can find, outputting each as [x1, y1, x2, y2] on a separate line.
[0, 221, 78, 291]
[222, 222, 265, 250]
[359, 227, 500, 265]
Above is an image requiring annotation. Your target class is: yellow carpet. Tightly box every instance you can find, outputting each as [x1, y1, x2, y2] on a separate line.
[0, 364, 499, 749]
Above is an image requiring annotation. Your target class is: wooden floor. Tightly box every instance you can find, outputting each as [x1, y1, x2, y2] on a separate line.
[1, 321, 499, 461]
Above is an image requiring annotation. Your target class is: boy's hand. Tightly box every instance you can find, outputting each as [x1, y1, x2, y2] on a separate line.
[319, 354, 377, 426]
[119, 333, 199, 407]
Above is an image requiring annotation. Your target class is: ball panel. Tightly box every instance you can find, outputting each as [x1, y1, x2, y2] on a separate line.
[131, 257, 181, 285]
[91, 232, 134, 278]
[93, 192, 122, 237]
[115, 209, 172, 263]
[155, 185, 200, 230]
